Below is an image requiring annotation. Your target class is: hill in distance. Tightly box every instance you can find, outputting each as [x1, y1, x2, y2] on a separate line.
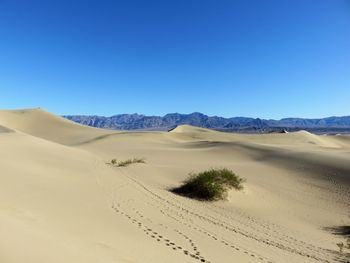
[64, 112, 350, 134]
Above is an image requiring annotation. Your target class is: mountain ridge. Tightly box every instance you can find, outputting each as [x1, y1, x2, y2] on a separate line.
[63, 113, 350, 134]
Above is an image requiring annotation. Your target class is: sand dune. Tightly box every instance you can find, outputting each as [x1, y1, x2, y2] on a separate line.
[170, 124, 217, 133]
[169, 125, 343, 148]
[0, 109, 349, 263]
[0, 108, 113, 145]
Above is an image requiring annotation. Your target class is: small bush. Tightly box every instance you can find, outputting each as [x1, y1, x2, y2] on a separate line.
[108, 157, 145, 167]
[171, 168, 245, 201]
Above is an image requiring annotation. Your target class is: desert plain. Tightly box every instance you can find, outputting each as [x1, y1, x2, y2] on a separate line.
[0, 108, 349, 263]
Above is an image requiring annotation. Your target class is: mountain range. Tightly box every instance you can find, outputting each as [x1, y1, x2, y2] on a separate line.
[63, 113, 350, 134]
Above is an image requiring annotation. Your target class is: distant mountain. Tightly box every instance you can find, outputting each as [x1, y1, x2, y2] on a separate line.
[63, 113, 350, 134]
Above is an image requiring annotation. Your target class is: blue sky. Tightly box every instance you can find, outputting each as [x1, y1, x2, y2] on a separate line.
[0, 0, 349, 118]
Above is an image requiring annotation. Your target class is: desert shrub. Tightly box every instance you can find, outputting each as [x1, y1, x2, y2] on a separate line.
[109, 157, 145, 167]
[171, 168, 245, 201]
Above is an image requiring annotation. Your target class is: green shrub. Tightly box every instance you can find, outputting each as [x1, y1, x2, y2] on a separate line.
[108, 157, 145, 167]
[171, 168, 245, 201]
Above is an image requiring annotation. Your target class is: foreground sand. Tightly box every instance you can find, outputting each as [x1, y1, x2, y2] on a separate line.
[0, 109, 349, 263]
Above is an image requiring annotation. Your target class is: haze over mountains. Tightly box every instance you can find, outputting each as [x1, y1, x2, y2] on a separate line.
[64, 113, 350, 133]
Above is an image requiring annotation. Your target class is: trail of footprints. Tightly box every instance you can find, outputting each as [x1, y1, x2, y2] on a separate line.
[111, 201, 210, 262]
[139, 178, 331, 262]
[159, 203, 271, 262]
[185, 198, 332, 259]
[111, 171, 336, 263]
[113, 187, 270, 262]
[111, 176, 274, 262]
[164, 190, 331, 258]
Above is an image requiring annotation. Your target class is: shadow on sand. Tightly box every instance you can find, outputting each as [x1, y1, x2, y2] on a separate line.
[323, 225, 350, 237]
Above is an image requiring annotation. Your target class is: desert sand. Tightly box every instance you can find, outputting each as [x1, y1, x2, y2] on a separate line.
[0, 108, 349, 263]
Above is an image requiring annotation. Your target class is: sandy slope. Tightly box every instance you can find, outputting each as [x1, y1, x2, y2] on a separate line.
[0, 109, 349, 263]
[0, 108, 113, 145]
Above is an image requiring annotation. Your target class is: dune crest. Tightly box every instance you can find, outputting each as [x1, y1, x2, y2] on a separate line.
[169, 124, 215, 133]
[0, 108, 113, 145]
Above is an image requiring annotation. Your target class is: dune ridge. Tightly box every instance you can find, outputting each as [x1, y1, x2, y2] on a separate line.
[0, 108, 113, 145]
[0, 109, 349, 263]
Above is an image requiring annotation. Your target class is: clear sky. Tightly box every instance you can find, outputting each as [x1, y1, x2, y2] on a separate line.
[0, 0, 349, 119]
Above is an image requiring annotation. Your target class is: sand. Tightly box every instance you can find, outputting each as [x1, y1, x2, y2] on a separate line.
[0, 108, 349, 263]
